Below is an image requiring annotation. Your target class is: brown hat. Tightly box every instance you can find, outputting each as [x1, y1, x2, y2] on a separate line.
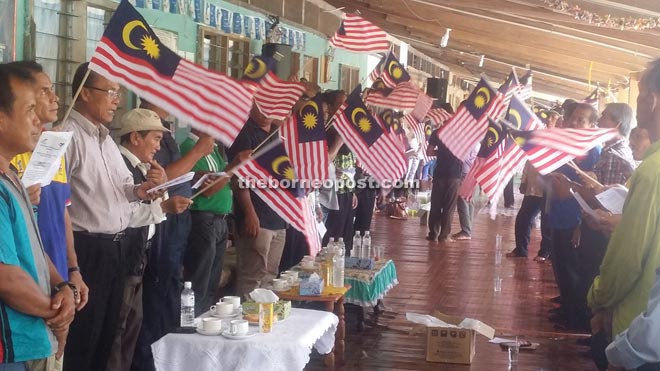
[116, 108, 170, 137]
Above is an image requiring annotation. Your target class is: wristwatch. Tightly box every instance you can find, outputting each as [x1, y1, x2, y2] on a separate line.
[52, 281, 78, 297]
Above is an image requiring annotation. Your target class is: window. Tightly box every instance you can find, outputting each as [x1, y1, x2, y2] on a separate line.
[339, 64, 360, 92]
[290, 52, 300, 80]
[200, 27, 250, 78]
[0, 0, 17, 62]
[302, 55, 318, 83]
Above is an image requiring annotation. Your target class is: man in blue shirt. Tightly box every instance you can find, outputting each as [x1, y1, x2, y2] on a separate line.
[0, 63, 75, 369]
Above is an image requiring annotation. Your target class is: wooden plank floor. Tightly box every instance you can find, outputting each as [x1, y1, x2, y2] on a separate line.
[307, 203, 595, 371]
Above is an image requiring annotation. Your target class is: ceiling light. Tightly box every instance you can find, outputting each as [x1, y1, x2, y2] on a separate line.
[479, 55, 485, 67]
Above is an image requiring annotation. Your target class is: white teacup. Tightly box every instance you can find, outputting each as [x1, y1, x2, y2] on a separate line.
[230, 319, 249, 336]
[202, 317, 223, 332]
[301, 260, 315, 269]
[221, 296, 241, 310]
[272, 278, 287, 290]
[302, 255, 314, 262]
[211, 302, 234, 316]
[283, 270, 299, 280]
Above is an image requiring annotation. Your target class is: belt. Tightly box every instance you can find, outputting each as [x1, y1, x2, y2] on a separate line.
[194, 211, 230, 220]
[75, 231, 126, 242]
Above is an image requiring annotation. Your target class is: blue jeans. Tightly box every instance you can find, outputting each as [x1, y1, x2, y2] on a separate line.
[0, 363, 27, 371]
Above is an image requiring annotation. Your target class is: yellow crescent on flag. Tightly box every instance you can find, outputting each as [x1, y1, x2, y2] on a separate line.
[122, 20, 148, 50]
[271, 155, 295, 180]
[388, 60, 403, 79]
[474, 87, 491, 109]
[300, 100, 319, 129]
[245, 58, 268, 79]
[487, 127, 499, 147]
[509, 109, 523, 129]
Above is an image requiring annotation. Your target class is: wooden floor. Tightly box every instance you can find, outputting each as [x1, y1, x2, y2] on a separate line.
[307, 202, 596, 371]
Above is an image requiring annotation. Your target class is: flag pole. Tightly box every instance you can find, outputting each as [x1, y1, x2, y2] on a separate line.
[60, 69, 91, 124]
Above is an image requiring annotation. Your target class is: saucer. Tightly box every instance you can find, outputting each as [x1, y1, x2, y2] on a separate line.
[271, 285, 290, 292]
[196, 327, 222, 336]
[221, 330, 256, 340]
[210, 310, 242, 319]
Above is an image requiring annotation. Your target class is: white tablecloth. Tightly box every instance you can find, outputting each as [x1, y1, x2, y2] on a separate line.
[152, 308, 338, 371]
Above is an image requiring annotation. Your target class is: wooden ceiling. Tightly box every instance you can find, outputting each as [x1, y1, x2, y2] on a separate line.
[323, 0, 660, 100]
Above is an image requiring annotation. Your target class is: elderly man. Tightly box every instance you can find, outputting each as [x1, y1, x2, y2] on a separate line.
[589, 59, 660, 369]
[8, 61, 89, 312]
[60, 63, 165, 371]
[0, 64, 75, 369]
[107, 108, 192, 371]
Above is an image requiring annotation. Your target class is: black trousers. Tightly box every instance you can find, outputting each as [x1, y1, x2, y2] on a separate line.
[64, 232, 128, 371]
[503, 178, 514, 207]
[279, 228, 308, 272]
[131, 212, 191, 371]
[322, 192, 356, 254]
[576, 223, 610, 324]
[551, 227, 581, 323]
[353, 188, 377, 234]
[514, 195, 552, 257]
[183, 211, 228, 316]
[428, 178, 461, 240]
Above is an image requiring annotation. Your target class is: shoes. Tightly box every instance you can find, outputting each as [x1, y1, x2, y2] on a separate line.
[438, 236, 455, 243]
[534, 256, 547, 262]
[425, 236, 437, 242]
[505, 251, 527, 258]
[451, 231, 471, 240]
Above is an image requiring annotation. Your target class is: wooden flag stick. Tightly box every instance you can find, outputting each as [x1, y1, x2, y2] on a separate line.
[566, 160, 603, 189]
[60, 69, 91, 125]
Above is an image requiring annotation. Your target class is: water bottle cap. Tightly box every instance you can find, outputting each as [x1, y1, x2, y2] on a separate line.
[338, 237, 344, 242]
[365, 231, 370, 236]
[355, 230, 361, 235]
[329, 237, 335, 242]
[184, 281, 192, 289]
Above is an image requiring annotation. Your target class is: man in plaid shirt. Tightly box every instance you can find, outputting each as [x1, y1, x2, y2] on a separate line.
[592, 103, 636, 186]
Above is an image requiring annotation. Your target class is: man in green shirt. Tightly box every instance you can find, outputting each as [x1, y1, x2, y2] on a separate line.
[588, 58, 660, 339]
[180, 129, 233, 315]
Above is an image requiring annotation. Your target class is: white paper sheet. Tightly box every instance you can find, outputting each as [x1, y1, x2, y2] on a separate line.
[595, 185, 628, 215]
[570, 189, 599, 219]
[147, 171, 195, 193]
[21, 131, 73, 187]
[191, 172, 227, 189]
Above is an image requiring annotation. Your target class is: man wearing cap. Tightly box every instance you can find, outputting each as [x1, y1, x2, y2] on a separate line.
[60, 63, 167, 371]
[107, 109, 192, 371]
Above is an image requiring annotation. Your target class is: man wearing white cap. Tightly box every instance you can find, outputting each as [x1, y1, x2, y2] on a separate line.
[107, 108, 192, 371]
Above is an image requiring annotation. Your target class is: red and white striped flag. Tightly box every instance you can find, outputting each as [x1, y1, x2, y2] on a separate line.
[437, 78, 505, 160]
[280, 95, 329, 183]
[425, 108, 452, 127]
[403, 114, 430, 162]
[365, 81, 421, 111]
[234, 140, 321, 256]
[332, 86, 407, 183]
[499, 69, 520, 106]
[369, 54, 386, 82]
[241, 56, 306, 121]
[89, 0, 252, 146]
[329, 14, 390, 53]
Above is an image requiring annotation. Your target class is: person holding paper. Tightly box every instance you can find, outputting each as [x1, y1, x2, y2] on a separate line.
[60, 63, 166, 371]
[7, 61, 90, 313]
[0, 63, 75, 370]
[589, 59, 660, 371]
[107, 108, 192, 371]
[180, 128, 234, 315]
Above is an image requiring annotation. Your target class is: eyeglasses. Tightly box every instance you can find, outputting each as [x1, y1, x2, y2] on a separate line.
[84, 85, 122, 100]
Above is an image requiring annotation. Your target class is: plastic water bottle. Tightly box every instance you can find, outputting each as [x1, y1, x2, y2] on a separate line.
[325, 239, 336, 286]
[362, 231, 372, 259]
[333, 244, 345, 288]
[180, 281, 195, 327]
[353, 231, 363, 259]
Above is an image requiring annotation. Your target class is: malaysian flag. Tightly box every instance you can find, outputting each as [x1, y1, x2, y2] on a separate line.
[332, 86, 407, 183]
[89, 0, 252, 146]
[403, 114, 427, 160]
[468, 96, 543, 201]
[517, 69, 533, 101]
[241, 55, 306, 121]
[234, 140, 321, 255]
[509, 126, 618, 176]
[329, 13, 390, 54]
[437, 78, 505, 160]
[369, 53, 387, 82]
[426, 108, 452, 127]
[378, 109, 405, 149]
[410, 91, 434, 121]
[380, 52, 410, 88]
[280, 95, 329, 183]
[499, 69, 520, 106]
[365, 81, 421, 111]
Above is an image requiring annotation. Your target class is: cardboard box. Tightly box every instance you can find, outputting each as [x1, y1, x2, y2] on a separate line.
[242, 300, 292, 320]
[425, 311, 495, 364]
